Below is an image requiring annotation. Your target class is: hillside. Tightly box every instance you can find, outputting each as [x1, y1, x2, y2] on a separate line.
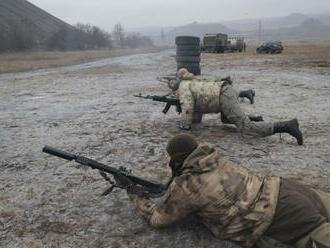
[133, 12, 330, 45]
[0, 0, 72, 42]
[250, 18, 330, 43]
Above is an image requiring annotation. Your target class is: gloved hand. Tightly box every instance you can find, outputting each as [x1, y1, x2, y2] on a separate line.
[176, 121, 191, 130]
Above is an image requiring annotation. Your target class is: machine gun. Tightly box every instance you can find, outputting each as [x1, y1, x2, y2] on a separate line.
[42, 146, 167, 198]
[134, 94, 182, 114]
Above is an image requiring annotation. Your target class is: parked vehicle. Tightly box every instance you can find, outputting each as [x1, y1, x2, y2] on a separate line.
[202, 33, 228, 53]
[226, 37, 246, 52]
[256, 41, 283, 54]
[201, 33, 246, 53]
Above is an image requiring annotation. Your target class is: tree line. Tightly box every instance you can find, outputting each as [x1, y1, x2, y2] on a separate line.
[0, 22, 153, 52]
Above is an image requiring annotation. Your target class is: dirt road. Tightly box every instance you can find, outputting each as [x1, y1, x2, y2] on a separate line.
[1, 50, 329, 248]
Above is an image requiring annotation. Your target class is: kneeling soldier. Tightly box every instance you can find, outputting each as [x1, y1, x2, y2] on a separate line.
[173, 68, 303, 145]
[118, 134, 329, 248]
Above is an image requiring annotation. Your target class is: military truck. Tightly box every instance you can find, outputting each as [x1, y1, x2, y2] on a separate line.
[226, 37, 246, 52]
[201, 33, 246, 53]
[202, 33, 228, 53]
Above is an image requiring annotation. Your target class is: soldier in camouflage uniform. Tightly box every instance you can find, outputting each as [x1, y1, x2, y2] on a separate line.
[118, 134, 330, 248]
[173, 68, 303, 145]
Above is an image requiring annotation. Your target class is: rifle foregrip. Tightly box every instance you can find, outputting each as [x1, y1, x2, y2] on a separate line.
[42, 146, 76, 161]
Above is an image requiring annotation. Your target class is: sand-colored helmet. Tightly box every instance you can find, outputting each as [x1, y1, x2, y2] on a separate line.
[177, 68, 190, 79]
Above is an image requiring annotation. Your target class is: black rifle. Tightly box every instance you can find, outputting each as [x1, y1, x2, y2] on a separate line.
[42, 146, 166, 198]
[134, 94, 182, 114]
[156, 75, 176, 83]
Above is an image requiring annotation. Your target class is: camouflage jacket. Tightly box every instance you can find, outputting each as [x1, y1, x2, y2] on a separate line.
[176, 78, 224, 125]
[129, 144, 280, 247]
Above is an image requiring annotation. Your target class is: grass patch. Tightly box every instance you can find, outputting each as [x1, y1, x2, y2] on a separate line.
[0, 47, 168, 74]
[202, 42, 330, 71]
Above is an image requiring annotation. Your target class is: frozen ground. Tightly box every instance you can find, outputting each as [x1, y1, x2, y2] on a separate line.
[0, 50, 329, 248]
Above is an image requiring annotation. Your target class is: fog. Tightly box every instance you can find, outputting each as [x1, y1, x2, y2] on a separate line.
[28, 0, 330, 31]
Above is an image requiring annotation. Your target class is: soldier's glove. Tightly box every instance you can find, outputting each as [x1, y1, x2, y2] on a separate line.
[176, 121, 191, 130]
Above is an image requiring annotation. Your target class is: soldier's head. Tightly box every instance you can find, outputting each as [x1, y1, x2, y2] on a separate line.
[177, 68, 195, 80]
[166, 134, 198, 175]
[177, 68, 189, 79]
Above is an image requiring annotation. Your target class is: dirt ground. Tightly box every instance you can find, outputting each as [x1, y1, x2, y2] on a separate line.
[1, 46, 330, 248]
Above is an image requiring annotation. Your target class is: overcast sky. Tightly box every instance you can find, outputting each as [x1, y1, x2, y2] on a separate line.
[28, 0, 330, 31]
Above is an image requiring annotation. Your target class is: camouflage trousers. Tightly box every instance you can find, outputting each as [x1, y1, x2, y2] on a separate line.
[219, 84, 274, 137]
[256, 189, 330, 248]
[295, 189, 330, 248]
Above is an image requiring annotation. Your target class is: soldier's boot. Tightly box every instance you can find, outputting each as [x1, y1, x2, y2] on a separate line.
[248, 115, 264, 122]
[239, 89, 255, 104]
[273, 119, 303, 145]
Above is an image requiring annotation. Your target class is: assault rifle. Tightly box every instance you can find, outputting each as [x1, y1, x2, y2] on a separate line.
[42, 146, 167, 198]
[134, 94, 182, 114]
[156, 75, 176, 83]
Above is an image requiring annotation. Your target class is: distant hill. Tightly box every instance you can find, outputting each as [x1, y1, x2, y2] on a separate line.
[132, 12, 330, 45]
[163, 22, 240, 45]
[0, 0, 73, 42]
[249, 18, 330, 43]
[222, 13, 310, 31]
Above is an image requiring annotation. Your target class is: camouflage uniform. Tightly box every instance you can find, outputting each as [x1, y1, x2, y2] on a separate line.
[128, 144, 280, 247]
[176, 77, 274, 136]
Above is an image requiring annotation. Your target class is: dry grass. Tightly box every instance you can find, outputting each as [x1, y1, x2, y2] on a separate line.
[202, 42, 330, 72]
[0, 47, 167, 74]
[1, 210, 16, 218]
[21, 240, 42, 248]
[282, 43, 330, 70]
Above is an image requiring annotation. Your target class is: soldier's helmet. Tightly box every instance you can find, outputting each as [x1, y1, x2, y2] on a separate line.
[177, 68, 190, 79]
[166, 134, 198, 174]
[166, 134, 198, 160]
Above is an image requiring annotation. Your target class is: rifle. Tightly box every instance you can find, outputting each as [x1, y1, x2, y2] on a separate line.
[134, 94, 182, 114]
[156, 75, 176, 83]
[42, 146, 167, 198]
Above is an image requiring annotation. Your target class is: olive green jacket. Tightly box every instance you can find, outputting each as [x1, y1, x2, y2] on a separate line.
[129, 144, 280, 247]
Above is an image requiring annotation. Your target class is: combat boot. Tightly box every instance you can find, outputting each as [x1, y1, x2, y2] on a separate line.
[273, 119, 303, 145]
[239, 89, 255, 104]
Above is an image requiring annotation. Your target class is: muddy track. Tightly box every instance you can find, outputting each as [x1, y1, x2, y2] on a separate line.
[0, 50, 329, 248]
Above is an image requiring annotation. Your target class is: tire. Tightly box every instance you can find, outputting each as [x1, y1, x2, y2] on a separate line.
[176, 56, 200, 63]
[176, 44, 201, 50]
[175, 36, 200, 46]
[177, 62, 200, 68]
[176, 49, 201, 56]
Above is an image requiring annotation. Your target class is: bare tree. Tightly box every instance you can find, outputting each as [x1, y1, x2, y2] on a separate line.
[113, 23, 125, 48]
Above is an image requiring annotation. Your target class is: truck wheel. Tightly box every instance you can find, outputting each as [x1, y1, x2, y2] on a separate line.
[175, 36, 200, 46]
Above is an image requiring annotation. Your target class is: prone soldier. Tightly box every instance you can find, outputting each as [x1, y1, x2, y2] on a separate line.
[117, 134, 330, 248]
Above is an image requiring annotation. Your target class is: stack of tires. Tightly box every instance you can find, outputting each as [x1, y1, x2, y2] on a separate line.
[175, 36, 201, 75]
